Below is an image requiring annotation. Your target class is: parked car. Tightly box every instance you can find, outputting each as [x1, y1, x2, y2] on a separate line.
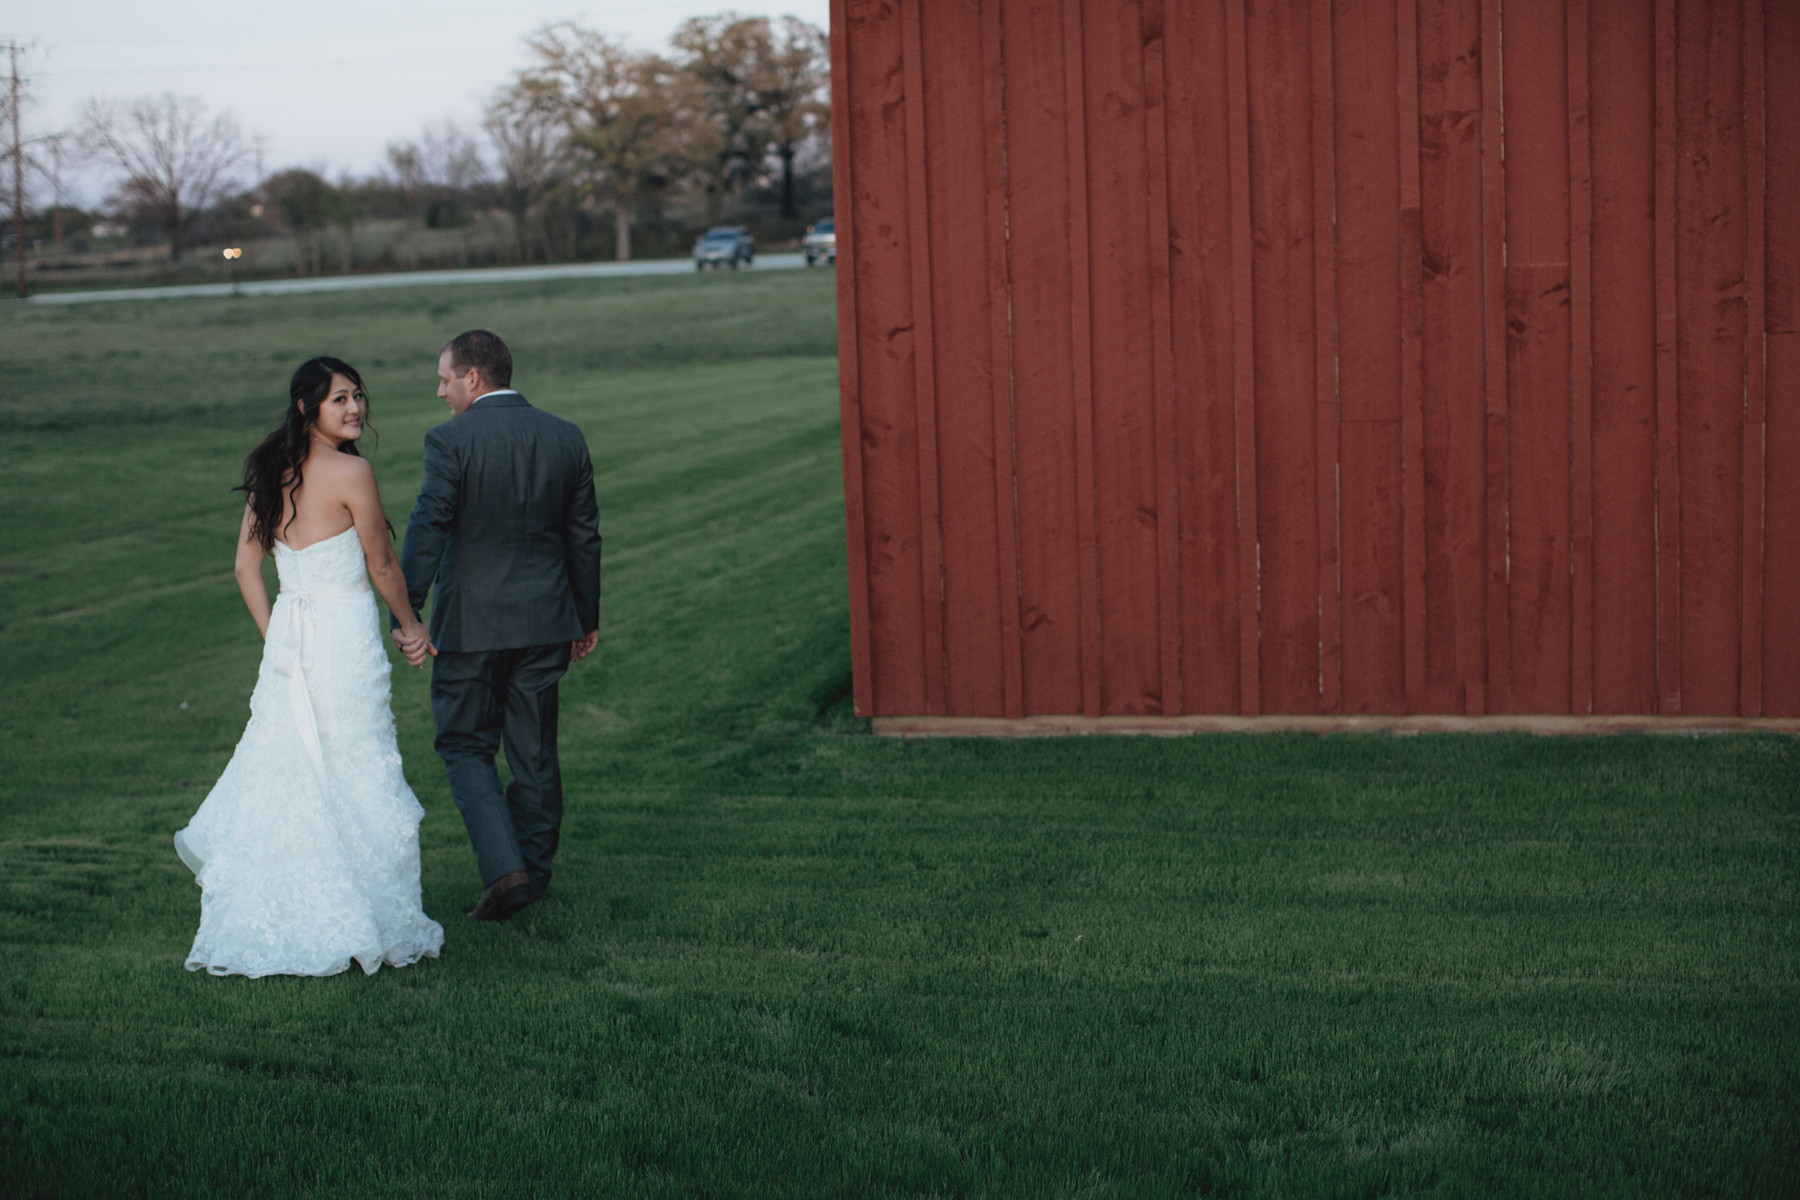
[694, 226, 755, 269]
[803, 218, 836, 266]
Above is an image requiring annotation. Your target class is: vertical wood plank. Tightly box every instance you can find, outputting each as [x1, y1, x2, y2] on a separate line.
[1675, 0, 1746, 715]
[1653, 0, 1681, 712]
[1481, 0, 1511, 714]
[1418, 0, 1489, 715]
[1142, 0, 1184, 715]
[918, 0, 1008, 716]
[1248, 0, 1321, 714]
[1310, 0, 1342, 713]
[1062, 0, 1105, 716]
[1764, 0, 1800, 718]
[1397, 0, 1428, 710]
[1079, 0, 1163, 715]
[1567, 0, 1595, 713]
[1335, 0, 1405, 713]
[1226, 0, 1263, 714]
[1503, 0, 1574, 714]
[1001, 0, 1086, 715]
[1589, 0, 1660, 714]
[829, 0, 875, 716]
[1169, 0, 1244, 713]
[900, 0, 948, 715]
[1739, 0, 1766, 716]
[854, 0, 929, 716]
[980, 0, 1027, 719]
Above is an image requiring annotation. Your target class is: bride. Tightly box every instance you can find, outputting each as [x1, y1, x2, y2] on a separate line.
[175, 356, 444, 978]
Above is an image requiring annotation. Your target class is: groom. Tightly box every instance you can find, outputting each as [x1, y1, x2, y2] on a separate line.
[394, 329, 602, 922]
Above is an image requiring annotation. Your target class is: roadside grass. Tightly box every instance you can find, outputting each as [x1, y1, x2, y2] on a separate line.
[1, 265, 837, 431]
[1, 271, 1796, 1198]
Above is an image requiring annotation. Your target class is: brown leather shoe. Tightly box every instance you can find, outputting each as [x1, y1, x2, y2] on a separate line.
[468, 870, 531, 922]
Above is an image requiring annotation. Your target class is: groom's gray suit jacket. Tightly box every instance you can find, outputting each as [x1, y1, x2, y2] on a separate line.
[398, 393, 601, 652]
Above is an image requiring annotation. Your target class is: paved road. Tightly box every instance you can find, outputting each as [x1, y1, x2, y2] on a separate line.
[22, 253, 814, 305]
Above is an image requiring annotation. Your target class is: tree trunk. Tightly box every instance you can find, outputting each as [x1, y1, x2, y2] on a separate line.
[780, 145, 797, 219]
[615, 204, 631, 262]
[168, 204, 185, 260]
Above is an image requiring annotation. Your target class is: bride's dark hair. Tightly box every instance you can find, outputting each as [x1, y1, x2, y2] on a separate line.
[238, 356, 381, 551]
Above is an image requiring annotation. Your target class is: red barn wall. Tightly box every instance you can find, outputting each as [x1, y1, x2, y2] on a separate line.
[830, 0, 1797, 719]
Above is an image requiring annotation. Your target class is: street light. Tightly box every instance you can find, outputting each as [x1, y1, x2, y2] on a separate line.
[222, 246, 242, 293]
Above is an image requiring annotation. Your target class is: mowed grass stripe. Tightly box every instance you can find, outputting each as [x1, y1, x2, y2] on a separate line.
[2, 270, 1797, 1197]
[0, 269, 839, 431]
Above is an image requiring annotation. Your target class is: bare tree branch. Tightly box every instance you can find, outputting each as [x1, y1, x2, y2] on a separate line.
[486, 84, 566, 263]
[81, 92, 244, 260]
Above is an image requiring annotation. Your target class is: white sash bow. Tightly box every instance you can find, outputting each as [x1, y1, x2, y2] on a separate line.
[269, 578, 370, 786]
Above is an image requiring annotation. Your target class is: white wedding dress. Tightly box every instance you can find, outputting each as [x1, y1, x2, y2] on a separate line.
[175, 526, 444, 978]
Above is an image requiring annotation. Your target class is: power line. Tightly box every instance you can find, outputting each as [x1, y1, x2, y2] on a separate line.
[3, 4, 727, 51]
[33, 52, 454, 79]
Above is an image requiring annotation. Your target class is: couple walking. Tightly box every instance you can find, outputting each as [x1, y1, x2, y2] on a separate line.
[174, 330, 602, 978]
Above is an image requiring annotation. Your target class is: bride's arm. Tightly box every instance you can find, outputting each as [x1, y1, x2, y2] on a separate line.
[234, 503, 273, 638]
[343, 459, 431, 653]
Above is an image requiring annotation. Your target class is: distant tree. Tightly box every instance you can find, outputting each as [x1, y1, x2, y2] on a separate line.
[81, 93, 245, 260]
[516, 25, 698, 261]
[418, 118, 486, 228]
[40, 132, 83, 246]
[670, 16, 828, 220]
[385, 142, 424, 269]
[670, 15, 771, 220]
[325, 174, 363, 273]
[186, 188, 261, 250]
[753, 18, 829, 220]
[486, 85, 566, 263]
[265, 168, 331, 276]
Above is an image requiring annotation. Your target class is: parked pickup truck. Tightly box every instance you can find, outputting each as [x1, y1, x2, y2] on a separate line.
[802, 218, 836, 266]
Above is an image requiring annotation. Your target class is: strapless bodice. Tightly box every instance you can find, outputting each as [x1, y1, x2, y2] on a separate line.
[275, 527, 370, 596]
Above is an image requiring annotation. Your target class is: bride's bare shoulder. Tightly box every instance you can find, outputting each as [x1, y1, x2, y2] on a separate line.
[309, 450, 376, 485]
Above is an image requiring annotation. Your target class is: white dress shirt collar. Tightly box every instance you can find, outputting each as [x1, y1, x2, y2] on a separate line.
[471, 388, 521, 406]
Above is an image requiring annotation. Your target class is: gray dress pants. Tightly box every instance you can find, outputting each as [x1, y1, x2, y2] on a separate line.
[430, 641, 571, 894]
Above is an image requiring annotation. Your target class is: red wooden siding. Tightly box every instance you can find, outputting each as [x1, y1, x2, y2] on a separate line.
[831, 0, 1796, 719]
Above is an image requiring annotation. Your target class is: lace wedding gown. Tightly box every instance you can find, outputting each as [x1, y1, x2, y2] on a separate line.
[175, 526, 444, 978]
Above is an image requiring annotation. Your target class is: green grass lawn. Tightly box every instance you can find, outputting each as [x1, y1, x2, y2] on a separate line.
[2, 270, 1796, 1198]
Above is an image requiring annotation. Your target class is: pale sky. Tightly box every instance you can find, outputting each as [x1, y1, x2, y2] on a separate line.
[5, 0, 831, 207]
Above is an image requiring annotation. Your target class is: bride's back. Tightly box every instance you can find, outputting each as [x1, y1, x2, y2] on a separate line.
[278, 448, 364, 551]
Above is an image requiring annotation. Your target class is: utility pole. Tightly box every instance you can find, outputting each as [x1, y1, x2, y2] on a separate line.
[8, 42, 25, 299]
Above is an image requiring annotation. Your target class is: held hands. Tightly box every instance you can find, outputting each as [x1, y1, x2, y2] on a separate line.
[388, 627, 585, 667]
[393, 625, 437, 668]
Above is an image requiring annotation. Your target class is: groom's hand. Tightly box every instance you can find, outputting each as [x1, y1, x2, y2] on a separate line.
[395, 628, 435, 669]
[570, 630, 598, 664]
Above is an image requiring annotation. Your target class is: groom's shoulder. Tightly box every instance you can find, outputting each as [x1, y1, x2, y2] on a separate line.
[518, 402, 590, 447]
[423, 417, 468, 451]
[429, 400, 587, 452]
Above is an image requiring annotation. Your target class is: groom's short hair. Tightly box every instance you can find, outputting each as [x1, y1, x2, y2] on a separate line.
[443, 329, 513, 389]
